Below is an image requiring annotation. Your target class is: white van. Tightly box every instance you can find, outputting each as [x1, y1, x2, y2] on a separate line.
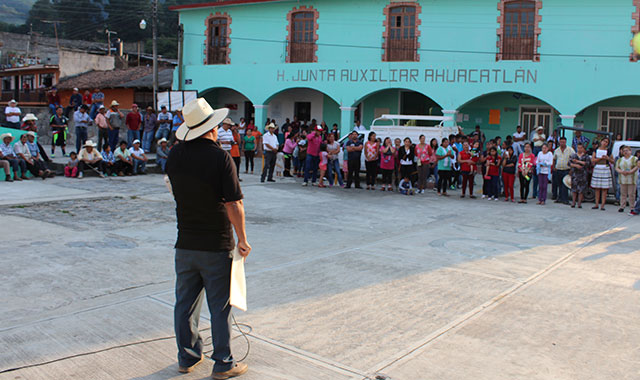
[337, 114, 459, 171]
[612, 140, 640, 159]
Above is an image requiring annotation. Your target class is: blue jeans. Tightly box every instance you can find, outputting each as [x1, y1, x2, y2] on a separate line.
[326, 159, 344, 186]
[174, 249, 234, 373]
[108, 128, 120, 151]
[48, 103, 60, 114]
[532, 147, 541, 198]
[6, 121, 20, 129]
[633, 181, 640, 213]
[157, 157, 167, 172]
[89, 102, 103, 119]
[155, 126, 170, 140]
[142, 130, 155, 152]
[127, 130, 141, 147]
[75, 126, 88, 152]
[488, 175, 500, 198]
[304, 154, 319, 183]
[132, 158, 146, 174]
[614, 171, 620, 201]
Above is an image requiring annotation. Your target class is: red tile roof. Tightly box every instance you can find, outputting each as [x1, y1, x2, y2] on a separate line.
[169, 0, 283, 11]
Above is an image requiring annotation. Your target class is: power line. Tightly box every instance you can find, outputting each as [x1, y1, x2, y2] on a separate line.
[185, 34, 633, 59]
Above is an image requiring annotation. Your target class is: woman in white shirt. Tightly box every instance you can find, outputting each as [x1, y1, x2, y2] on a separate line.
[536, 143, 553, 205]
[590, 137, 614, 210]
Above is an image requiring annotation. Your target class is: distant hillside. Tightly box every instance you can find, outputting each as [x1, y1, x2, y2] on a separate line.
[1, 0, 35, 25]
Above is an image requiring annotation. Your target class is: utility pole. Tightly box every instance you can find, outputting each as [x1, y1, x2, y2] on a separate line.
[177, 24, 184, 91]
[152, 0, 158, 110]
[41, 20, 65, 50]
[105, 29, 118, 56]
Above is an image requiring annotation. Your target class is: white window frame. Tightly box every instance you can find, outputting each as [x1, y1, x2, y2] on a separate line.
[597, 106, 640, 140]
[518, 104, 554, 137]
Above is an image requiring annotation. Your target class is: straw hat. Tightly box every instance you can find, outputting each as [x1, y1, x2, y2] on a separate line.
[22, 113, 38, 122]
[222, 117, 234, 126]
[8, 99, 17, 106]
[175, 98, 229, 142]
[83, 140, 97, 148]
[110, 100, 120, 107]
[158, 137, 168, 144]
[266, 123, 276, 130]
[562, 174, 571, 189]
[1, 133, 14, 142]
[26, 131, 36, 138]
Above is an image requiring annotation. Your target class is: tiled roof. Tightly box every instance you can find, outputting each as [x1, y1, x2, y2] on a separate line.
[56, 67, 155, 90]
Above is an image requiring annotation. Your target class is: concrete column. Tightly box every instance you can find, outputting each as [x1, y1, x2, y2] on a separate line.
[254, 105, 268, 132]
[340, 106, 356, 138]
[559, 114, 576, 140]
[442, 109, 458, 128]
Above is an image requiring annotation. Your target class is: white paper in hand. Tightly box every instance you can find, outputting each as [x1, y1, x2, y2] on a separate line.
[230, 247, 247, 311]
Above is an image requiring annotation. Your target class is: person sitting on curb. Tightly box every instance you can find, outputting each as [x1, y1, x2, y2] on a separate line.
[156, 138, 170, 173]
[0, 133, 27, 181]
[101, 144, 117, 176]
[78, 140, 106, 178]
[14, 133, 47, 179]
[129, 139, 147, 175]
[114, 140, 133, 176]
[25, 132, 53, 178]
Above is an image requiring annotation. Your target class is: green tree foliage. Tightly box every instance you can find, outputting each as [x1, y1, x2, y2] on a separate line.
[16, 0, 195, 58]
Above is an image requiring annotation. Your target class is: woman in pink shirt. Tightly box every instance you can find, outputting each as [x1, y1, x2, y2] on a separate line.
[415, 134, 432, 194]
[517, 142, 536, 203]
[380, 137, 395, 191]
[282, 132, 297, 177]
[364, 131, 380, 190]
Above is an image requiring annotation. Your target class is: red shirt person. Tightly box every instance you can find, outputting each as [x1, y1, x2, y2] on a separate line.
[125, 104, 142, 146]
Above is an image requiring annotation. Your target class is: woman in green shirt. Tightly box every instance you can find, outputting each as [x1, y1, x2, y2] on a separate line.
[243, 129, 256, 173]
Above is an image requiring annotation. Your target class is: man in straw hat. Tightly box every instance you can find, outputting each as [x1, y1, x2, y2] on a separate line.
[106, 100, 124, 151]
[0, 133, 27, 181]
[5, 99, 21, 129]
[166, 98, 251, 379]
[77, 140, 105, 179]
[261, 122, 279, 183]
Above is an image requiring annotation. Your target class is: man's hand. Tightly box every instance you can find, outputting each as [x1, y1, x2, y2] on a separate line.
[237, 240, 251, 258]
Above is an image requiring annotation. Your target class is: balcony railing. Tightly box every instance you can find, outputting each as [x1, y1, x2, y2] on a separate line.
[501, 36, 535, 60]
[385, 38, 417, 62]
[1, 90, 47, 104]
[207, 47, 229, 65]
[288, 41, 315, 63]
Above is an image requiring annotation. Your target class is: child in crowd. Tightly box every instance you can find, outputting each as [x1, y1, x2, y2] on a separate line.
[317, 144, 328, 188]
[275, 148, 285, 177]
[65, 152, 78, 177]
[101, 145, 116, 176]
[398, 176, 415, 195]
[502, 146, 517, 202]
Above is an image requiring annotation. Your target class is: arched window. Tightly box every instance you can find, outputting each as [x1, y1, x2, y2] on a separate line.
[499, 0, 540, 60]
[287, 7, 318, 63]
[206, 15, 230, 65]
[384, 4, 420, 62]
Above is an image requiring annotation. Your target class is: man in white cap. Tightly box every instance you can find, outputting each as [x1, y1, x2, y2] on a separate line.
[65, 88, 82, 118]
[261, 122, 279, 183]
[129, 139, 147, 174]
[166, 98, 250, 379]
[78, 140, 105, 179]
[106, 100, 124, 151]
[4, 100, 21, 129]
[74, 104, 91, 152]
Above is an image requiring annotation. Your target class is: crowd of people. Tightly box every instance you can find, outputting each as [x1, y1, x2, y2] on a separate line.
[3, 95, 640, 215]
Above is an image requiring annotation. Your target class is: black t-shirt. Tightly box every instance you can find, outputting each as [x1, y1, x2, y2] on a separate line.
[166, 138, 243, 252]
[346, 139, 363, 161]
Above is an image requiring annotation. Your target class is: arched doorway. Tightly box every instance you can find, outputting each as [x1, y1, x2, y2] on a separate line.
[264, 87, 340, 129]
[575, 96, 640, 141]
[200, 87, 254, 124]
[353, 88, 443, 127]
[457, 91, 557, 141]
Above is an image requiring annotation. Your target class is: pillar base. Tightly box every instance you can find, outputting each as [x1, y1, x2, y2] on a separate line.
[254, 105, 268, 132]
[340, 106, 356, 138]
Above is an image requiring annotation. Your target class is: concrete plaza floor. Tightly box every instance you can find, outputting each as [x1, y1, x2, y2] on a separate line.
[0, 172, 639, 380]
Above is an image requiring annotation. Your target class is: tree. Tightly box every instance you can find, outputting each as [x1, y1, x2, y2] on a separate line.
[55, 0, 104, 41]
